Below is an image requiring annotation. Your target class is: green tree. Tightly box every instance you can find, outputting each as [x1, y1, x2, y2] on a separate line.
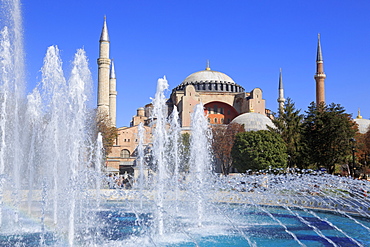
[302, 102, 357, 174]
[212, 123, 244, 175]
[231, 130, 287, 172]
[268, 98, 304, 168]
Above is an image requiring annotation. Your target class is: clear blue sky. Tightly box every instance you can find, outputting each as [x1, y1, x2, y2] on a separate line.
[21, 0, 370, 127]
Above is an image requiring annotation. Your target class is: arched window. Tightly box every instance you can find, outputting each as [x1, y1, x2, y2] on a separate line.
[120, 149, 130, 158]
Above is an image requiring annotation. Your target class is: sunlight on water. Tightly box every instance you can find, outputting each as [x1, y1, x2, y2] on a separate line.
[0, 0, 370, 246]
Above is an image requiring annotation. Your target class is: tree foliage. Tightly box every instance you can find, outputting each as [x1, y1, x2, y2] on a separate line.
[302, 102, 357, 174]
[96, 113, 118, 156]
[231, 130, 287, 172]
[354, 133, 367, 171]
[353, 126, 370, 174]
[268, 98, 304, 168]
[212, 123, 244, 175]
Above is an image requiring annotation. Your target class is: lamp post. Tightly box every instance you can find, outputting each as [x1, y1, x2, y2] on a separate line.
[349, 138, 356, 178]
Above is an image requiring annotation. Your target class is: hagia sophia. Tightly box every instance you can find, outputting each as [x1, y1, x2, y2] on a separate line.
[96, 18, 370, 176]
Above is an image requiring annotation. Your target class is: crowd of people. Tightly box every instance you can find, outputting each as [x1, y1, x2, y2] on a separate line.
[106, 173, 133, 189]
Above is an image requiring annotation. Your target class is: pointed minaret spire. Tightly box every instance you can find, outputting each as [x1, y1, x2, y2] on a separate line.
[109, 60, 117, 127]
[279, 68, 283, 89]
[110, 59, 116, 79]
[316, 33, 323, 62]
[97, 16, 111, 117]
[100, 16, 110, 42]
[206, 60, 211, 70]
[277, 68, 286, 113]
[314, 33, 326, 105]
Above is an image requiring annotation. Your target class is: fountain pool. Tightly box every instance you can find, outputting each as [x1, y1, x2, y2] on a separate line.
[0, 0, 370, 246]
[2, 187, 370, 247]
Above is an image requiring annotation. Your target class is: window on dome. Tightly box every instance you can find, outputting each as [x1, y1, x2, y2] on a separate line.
[214, 118, 218, 123]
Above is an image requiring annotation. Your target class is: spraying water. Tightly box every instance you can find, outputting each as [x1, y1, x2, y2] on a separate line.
[1, 1, 370, 246]
[0, 1, 103, 245]
[137, 122, 145, 210]
[151, 76, 169, 236]
[189, 103, 213, 227]
[168, 106, 181, 211]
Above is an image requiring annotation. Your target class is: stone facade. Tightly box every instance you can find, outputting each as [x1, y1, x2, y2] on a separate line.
[168, 66, 268, 128]
[107, 125, 152, 175]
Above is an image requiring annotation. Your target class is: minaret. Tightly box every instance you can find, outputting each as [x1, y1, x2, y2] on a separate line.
[109, 60, 117, 127]
[314, 33, 326, 105]
[97, 16, 111, 116]
[277, 68, 285, 113]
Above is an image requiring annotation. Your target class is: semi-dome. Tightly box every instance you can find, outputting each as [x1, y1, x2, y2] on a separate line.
[231, 112, 275, 131]
[173, 66, 244, 93]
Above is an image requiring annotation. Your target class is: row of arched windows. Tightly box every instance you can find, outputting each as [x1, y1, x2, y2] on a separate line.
[207, 118, 231, 124]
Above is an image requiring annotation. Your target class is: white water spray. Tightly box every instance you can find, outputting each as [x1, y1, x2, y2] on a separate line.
[168, 106, 181, 211]
[137, 122, 145, 210]
[189, 103, 213, 227]
[151, 76, 169, 236]
[0, 1, 102, 244]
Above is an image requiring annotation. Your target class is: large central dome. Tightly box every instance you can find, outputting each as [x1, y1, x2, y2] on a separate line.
[182, 69, 236, 85]
[173, 66, 244, 93]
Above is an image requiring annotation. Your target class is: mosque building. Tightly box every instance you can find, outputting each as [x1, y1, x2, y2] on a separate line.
[97, 18, 368, 176]
[354, 109, 370, 134]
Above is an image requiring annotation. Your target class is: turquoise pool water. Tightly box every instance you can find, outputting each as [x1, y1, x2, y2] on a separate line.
[1, 201, 369, 246]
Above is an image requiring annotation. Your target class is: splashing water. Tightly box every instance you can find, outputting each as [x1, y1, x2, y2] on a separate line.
[137, 122, 145, 210]
[0, 1, 103, 246]
[1, 1, 370, 246]
[189, 103, 213, 227]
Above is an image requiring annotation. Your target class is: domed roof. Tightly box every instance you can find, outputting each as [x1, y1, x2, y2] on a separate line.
[182, 69, 236, 85]
[231, 112, 275, 131]
[354, 118, 370, 134]
[172, 65, 244, 93]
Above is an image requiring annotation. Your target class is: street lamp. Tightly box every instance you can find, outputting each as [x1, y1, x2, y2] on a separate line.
[349, 138, 356, 178]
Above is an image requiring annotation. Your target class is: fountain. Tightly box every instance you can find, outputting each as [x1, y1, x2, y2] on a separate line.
[1, 0, 370, 246]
